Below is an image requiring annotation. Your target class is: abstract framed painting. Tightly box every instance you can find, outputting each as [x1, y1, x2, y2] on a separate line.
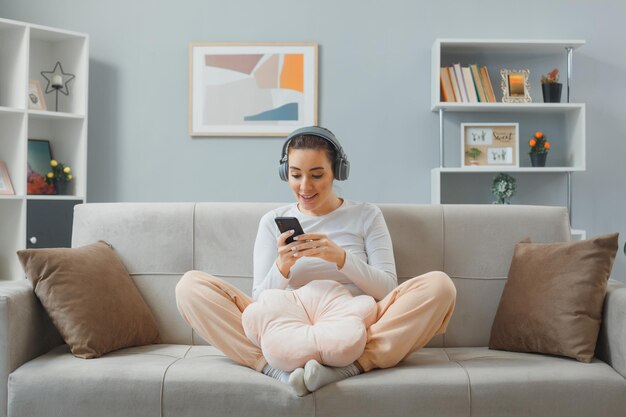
[189, 42, 318, 137]
[27, 139, 55, 195]
[0, 161, 15, 195]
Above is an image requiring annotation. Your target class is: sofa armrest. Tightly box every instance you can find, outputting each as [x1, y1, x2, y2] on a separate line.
[0, 279, 64, 417]
[596, 278, 626, 378]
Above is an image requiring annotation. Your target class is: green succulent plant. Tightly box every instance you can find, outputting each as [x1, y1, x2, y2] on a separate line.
[465, 147, 482, 161]
[491, 173, 517, 205]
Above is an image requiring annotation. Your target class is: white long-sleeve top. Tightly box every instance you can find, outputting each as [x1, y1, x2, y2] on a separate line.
[252, 199, 397, 301]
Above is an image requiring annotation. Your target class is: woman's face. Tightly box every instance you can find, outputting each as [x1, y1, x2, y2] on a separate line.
[287, 148, 339, 216]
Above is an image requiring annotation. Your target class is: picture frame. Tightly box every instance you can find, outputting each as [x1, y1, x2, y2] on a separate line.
[27, 80, 47, 110]
[27, 139, 55, 195]
[0, 161, 15, 195]
[189, 42, 318, 136]
[500, 69, 531, 103]
[461, 123, 519, 168]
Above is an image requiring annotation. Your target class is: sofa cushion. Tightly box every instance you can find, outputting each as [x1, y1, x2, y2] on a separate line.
[315, 347, 626, 417]
[489, 233, 619, 363]
[440, 347, 626, 417]
[17, 240, 161, 359]
[70, 203, 574, 349]
[9, 345, 625, 417]
[242, 280, 377, 371]
[8, 344, 313, 417]
[71, 203, 195, 274]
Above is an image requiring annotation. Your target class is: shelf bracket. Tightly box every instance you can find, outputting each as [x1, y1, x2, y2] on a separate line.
[566, 47, 573, 103]
[439, 108, 444, 167]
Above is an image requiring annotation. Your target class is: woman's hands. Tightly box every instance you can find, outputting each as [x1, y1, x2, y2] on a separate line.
[275, 231, 346, 279]
[276, 230, 299, 278]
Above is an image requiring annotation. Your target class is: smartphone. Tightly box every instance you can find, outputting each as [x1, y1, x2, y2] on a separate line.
[274, 217, 305, 244]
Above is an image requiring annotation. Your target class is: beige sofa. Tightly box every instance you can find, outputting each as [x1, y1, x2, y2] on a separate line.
[1, 203, 625, 417]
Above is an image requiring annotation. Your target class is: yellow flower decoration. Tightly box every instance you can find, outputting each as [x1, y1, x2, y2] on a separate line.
[44, 160, 74, 186]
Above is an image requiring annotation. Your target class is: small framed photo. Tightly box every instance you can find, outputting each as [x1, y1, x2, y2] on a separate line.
[462, 123, 519, 168]
[28, 80, 47, 110]
[0, 161, 15, 195]
[189, 42, 318, 136]
[500, 69, 531, 103]
[27, 139, 55, 195]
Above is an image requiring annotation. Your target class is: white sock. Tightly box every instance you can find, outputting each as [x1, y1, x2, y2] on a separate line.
[303, 360, 362, 391]
[262, 364, 290, 383]
[262, 364, 309, 397]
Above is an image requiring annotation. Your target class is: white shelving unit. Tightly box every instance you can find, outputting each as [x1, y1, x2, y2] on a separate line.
[430, 38, 586, 239]
[0, 18, 88, 280]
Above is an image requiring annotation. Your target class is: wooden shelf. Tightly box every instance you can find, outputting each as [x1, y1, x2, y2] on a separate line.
[431, 102, 585, 113]
[430, 38, 586, 239]
[433, 167, 584, 174]
[28, 109, 86, 120]
[0, 106, 25, 115]
[26, 195, 85, 201]
[0, 17, 88, 281]
[433, 39, 585, 55]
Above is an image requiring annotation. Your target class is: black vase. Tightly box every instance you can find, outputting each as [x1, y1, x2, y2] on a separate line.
[54, 180, 69, 195]
[529, 153, 547, 167]
[542, 83, 562, 103]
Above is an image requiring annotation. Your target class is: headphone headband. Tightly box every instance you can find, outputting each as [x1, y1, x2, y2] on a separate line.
[280, 126, 346, 162]
[279, 126, 350, 181]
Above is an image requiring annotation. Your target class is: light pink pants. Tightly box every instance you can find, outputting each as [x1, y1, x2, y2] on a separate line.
[175, 271, 456, 372]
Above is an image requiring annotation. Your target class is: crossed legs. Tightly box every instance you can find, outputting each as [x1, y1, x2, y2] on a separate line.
[175, 270, 456, 392]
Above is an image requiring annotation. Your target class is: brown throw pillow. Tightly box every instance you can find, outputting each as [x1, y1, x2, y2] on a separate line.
[489, 233, 618, 363]
[17, 240, 161, 359]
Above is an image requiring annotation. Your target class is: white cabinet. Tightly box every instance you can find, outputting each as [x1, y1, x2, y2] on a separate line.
[0, 18, 88, 280]
[430, 39, 585, 238]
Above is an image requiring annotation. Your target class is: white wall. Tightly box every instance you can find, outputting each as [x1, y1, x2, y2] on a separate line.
[1, 0, 625, 281]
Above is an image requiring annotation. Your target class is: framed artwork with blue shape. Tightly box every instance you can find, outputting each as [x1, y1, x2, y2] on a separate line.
[189, 42, 318, 137]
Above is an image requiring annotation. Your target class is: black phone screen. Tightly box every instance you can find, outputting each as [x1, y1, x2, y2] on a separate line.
[274, 217, 305, 244]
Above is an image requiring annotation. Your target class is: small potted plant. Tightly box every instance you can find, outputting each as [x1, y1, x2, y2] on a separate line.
[528, 131, 550, 167]
[465, 147, 482, 165]
[491, 173, 516, 204]
[541, 68, 562, 103]
[45, 159, 73, 195]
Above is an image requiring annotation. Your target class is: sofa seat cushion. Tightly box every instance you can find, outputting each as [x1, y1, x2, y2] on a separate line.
[9, 345, 626, 417]
[314, 347, 626, 417]
[442, 348, 626, 417]
[8, 344, 312, 417]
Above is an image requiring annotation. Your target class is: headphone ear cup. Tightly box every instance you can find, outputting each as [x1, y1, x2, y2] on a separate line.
[335, 158, 349, 181]
[279, 161, 289, 181]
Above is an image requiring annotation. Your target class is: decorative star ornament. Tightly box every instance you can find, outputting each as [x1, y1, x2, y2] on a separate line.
[41, 61, 75, 95]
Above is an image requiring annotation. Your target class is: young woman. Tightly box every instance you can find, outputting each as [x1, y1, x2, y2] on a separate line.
[175, 126, 457, 396]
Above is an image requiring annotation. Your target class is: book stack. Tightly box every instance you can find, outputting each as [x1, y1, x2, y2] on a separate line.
[440, 64, 496, 103]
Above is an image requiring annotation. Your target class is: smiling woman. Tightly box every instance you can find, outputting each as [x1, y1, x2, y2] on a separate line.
[175, 126, 457, 397]
[286, 137, 342, 216]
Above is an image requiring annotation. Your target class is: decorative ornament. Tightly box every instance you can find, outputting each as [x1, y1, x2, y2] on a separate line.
[491, 173, 517, 205]
[41, 61, 75, 112]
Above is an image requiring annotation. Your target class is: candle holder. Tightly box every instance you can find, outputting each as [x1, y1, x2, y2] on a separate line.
[41, 61, 75, 112]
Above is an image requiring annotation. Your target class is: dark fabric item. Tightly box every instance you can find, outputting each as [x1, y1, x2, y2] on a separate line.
[489, 233, 619, 363]
[17, 240, 161, 359]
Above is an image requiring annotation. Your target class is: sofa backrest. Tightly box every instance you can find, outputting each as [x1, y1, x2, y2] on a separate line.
[72, 203, 570, 348]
